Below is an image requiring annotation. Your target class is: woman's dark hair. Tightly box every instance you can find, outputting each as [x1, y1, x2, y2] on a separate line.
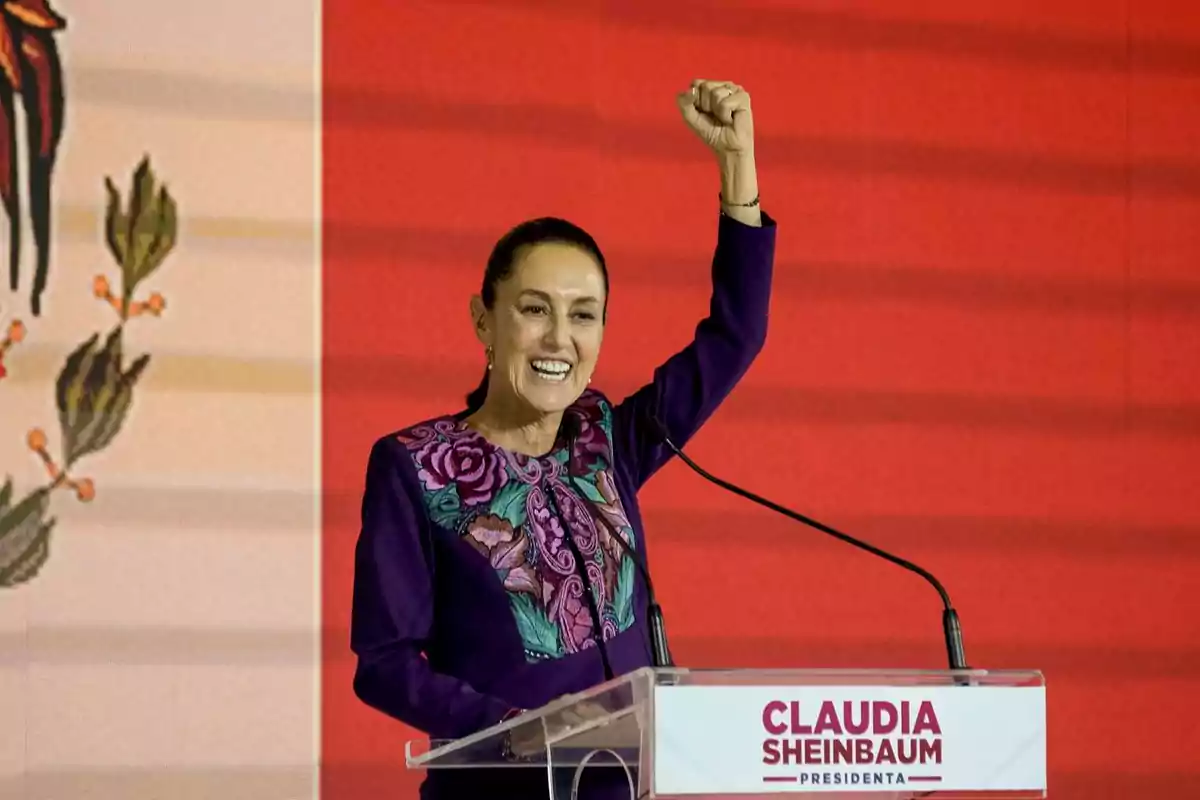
[463, 217, 608, 414]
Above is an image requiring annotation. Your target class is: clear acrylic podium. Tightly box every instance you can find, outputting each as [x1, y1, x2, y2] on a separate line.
[406, 666, 1047, 799]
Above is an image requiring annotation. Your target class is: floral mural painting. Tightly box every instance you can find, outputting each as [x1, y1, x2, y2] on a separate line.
[1, 0, 66, 317]
[0, 316, 23, 377]
[0, 156, 179, 588]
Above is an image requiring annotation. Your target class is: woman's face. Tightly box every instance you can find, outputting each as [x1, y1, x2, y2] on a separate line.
[473, 241, 607, 416]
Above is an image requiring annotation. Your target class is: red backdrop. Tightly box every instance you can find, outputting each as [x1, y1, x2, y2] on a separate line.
[322, 2, 1200, 797]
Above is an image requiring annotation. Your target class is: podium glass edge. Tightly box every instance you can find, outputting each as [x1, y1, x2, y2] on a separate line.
[407, 665, 1046, 768]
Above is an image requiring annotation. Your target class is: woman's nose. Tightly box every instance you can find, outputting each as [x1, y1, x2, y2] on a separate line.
[542, 314, 571, 349]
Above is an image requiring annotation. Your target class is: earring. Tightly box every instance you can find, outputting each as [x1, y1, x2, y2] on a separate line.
[485, 345, 494, 370]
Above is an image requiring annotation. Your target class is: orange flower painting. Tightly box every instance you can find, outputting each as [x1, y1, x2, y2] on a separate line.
[0, 156, 180, 589]
[0, 316, 24, 378]
[0, 0, 65, 316]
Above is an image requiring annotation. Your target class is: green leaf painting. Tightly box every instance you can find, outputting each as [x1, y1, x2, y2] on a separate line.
[1, 156, 182, 589]
[105, 156, 179, 305]
[55, 328, 150, 468]
[0, 482, 55, 588]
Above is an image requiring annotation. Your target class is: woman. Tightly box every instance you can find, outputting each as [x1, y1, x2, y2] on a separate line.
[350, 79, 776, 799]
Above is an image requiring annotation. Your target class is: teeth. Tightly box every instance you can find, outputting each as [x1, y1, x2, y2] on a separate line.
[531, 359, 571, 382]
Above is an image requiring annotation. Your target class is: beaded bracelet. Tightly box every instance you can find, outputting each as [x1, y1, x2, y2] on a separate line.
[719, 192, 760, 208]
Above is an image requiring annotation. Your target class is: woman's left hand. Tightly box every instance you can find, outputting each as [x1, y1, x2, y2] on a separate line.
[677, 79, 754, 156]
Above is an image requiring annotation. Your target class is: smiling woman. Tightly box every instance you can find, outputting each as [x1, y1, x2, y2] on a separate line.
[349, 78, 777, 800]
[464, 216, 610, 452]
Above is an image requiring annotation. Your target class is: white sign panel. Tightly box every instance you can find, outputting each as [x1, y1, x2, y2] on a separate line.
[652, 685, 1046, 795]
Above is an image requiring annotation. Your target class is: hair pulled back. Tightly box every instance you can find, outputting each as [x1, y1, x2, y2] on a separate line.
[463, 218, 608, 414]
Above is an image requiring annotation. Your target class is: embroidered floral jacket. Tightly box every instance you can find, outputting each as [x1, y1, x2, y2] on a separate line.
[349, 212, 776, 777]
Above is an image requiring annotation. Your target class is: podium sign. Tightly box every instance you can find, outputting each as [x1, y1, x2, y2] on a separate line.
[408, 666, 1047, 799]
[652, 685, 1046, 795]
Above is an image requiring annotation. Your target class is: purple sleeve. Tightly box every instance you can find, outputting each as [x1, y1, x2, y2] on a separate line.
[613, 211, 776, 487]
[350, 437, 515, 740]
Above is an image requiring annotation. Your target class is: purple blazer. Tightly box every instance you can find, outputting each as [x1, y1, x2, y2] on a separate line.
[350, 211, 776, 799]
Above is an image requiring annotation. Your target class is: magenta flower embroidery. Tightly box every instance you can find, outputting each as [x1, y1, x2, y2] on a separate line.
[400, 392, 639, 662]
[466, 515, 538, 597]
[552, 483, 599, 557]
[466, 514, 513, 550]
[551, 574, 595, 653]
[415, 438, 508, 505]
[569, 406, 609, 459]
[545, 560, 610, 652]
[504, 561, 539, 596]
[528, 485, 576, 576]
[584, 559, 607, 611]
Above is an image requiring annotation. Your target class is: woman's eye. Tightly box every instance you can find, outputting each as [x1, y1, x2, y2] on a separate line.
[574, 311, 597, 321]
[521, 304, 548, 316]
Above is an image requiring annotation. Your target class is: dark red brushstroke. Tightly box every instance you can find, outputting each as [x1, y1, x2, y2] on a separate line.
[0, 3, 65, 317]
[16, 27, 64, 316]
[0, 81, 18, 298]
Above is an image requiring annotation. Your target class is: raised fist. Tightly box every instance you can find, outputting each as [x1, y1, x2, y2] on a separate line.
[677, 79, 754, 155]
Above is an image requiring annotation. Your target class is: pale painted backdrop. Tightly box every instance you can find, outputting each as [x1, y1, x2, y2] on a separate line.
[0, 2, 320, 798]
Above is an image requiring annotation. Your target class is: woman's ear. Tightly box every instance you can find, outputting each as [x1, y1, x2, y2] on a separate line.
[469, 295, 491, 346]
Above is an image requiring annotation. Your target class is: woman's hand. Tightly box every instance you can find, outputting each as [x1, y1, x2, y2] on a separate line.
[678, 78, 761, 225]
[677, 79, 754, 156]
[505, 701, 613, 759]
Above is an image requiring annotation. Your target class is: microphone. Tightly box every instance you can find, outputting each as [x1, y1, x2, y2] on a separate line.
[562, 414, 674, 670]
[643, 411, 969, 672]
[576, 483, 675, 670]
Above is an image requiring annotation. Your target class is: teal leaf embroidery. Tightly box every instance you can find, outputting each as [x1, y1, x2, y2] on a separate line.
[572, 474, 606, 506]
[427, 485, 462, 530]
[510, 591, 563, 659]
[491, 480, 529, 529]
[597, 398, 615, 440]
[611, 554, 636, 632]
